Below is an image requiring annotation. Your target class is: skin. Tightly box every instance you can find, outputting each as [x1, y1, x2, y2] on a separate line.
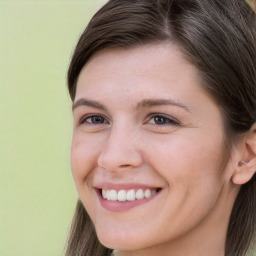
[71, 43, 242, 256]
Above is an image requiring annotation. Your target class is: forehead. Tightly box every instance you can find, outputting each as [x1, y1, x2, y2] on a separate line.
[76, 43, 204, 99]
[83, 43, 186, 71]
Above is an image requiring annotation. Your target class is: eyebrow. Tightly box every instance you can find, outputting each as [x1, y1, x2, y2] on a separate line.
[72, 98, 107, 112]
[136, 98, 191, 112]
[72, 98, 191, 112]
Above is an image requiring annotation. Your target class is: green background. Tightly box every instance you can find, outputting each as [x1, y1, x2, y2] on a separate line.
[0, 1, 105, 255]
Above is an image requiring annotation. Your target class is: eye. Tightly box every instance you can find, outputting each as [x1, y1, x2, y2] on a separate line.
[80, 115, 108, 125]
[148, 114, 180, 125]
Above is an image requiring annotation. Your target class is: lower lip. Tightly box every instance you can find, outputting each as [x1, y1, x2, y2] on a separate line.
[96, 189, 160, 212]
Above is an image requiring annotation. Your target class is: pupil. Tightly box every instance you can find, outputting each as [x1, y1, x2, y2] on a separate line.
[92, 116, 104, 123]
[155, 116, 165, 124]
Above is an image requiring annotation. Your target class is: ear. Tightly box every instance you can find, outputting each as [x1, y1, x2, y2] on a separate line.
[232, 123, 256, 185]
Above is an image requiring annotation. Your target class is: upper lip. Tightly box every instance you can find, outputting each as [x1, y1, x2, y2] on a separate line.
[94, 182, 161, 190]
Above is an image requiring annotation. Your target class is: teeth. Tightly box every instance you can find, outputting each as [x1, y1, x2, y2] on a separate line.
[109, 190, 118, 201]
[135, 189, 144, 200]
[117, 190, 126, 201]
[144, 189, 152, 198]
[101, 188, 157, 201]
[127, 190, 136, 201]
[102, 189, 107, 199]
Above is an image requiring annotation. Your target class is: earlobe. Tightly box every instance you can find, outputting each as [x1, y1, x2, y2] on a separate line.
[231, 124, 256, 185]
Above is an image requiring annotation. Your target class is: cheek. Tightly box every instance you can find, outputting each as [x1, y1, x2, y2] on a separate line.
[143, 130, 226, 212]
[145, 128, 225, 177]
[147, 134, 226, 240]
[70, 135, 100, 189]
[70, 135, 102, 216]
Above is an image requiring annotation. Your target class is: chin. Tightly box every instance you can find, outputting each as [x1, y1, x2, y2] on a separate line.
[96, 228, 151, 251]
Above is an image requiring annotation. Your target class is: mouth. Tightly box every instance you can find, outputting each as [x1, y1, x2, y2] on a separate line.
[100, 188, 162, 201]
[95, 186, 162, 212]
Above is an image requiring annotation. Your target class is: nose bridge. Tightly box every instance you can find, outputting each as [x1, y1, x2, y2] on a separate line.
[97, 122, 142, 171]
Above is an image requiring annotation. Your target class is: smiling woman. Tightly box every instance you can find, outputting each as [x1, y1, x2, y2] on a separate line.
[65, 0, 256, 256]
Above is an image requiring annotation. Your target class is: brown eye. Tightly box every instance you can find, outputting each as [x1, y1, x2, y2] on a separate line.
[148, 115, 179, 125]
[154, 116, 170, 124]
[90, 116, 105, 124]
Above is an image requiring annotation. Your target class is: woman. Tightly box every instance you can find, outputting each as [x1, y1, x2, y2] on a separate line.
[65, 0, 256, 255]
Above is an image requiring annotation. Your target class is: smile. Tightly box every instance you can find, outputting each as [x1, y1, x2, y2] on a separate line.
[96, 186, 162, 212]
[102, 188, 157, 201]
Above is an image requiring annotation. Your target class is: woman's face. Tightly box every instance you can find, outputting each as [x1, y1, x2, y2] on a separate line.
[71, 44, 237, 254]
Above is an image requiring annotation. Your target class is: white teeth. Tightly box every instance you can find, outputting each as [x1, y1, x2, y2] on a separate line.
[106, 191, 111, 200]
[117, 190, 126, 201]
[135, 189, 144, 200]
[101, 188, 158, 201]
[144, 189, 151, 198]
[102, 189, 107, 199]
[109, 190, 118, 201]
[127, 190, 136, 201]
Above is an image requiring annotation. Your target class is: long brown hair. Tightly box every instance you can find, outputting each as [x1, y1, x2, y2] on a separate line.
[65, 0, 256, 255]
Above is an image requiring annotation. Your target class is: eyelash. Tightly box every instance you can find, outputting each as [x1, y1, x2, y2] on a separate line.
[79, 113, 180, 126]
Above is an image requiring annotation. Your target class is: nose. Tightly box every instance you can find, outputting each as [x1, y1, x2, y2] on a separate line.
[97, 125, 143, 172]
